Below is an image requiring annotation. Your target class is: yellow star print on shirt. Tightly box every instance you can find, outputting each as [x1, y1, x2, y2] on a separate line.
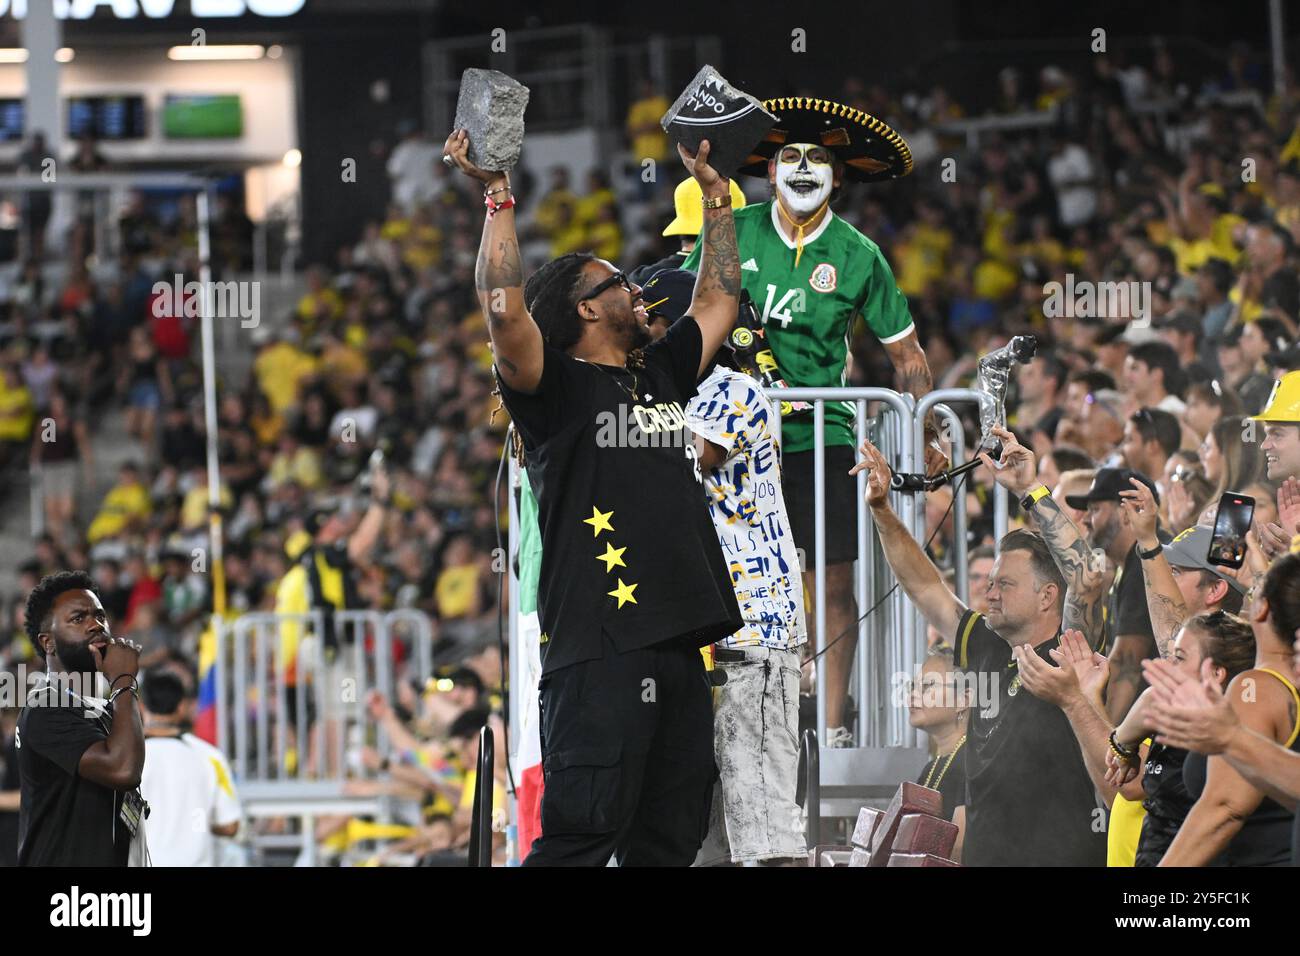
[583, 506, 614, 537]
[608, 578, 638, 608]
[597, 542, 627, 572]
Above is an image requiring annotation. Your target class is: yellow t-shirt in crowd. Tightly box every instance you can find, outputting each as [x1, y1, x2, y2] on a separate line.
[587, 220, 623, 262]
[296, 287, 343, 324]
[181, 481, 233, 531]
[86, 481, 151, 543]
[896, 224, 954, 296]
[268, 447, 323, 490]
[575, 188, 616, 227]
[255, 342, 319, 414]
[533, 189, 576, 238]
[436, 565, 481, 619]
[626, 95, 671, 162]
[0, 378, 33, 442]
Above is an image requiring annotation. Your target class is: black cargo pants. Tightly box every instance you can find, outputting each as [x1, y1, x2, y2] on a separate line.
[522, 633, 716, 866]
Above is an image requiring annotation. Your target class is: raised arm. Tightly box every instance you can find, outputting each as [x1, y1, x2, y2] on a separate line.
[854, 438, 965, 638]
[1117, 478, 1185, 658]
[77, 637, 145, 791]
[979, 426, 1109, 643]
[677, 140, 740, 379]
[443, 128, 544, 394]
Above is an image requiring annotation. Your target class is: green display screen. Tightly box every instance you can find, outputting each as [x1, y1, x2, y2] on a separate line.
[162, 94, 243, 139]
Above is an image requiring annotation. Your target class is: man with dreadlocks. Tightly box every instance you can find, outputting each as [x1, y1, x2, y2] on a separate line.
[683, 96, 945, 748]
[442, 127, 743, 866]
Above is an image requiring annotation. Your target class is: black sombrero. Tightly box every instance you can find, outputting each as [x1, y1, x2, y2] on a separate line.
[737, 97, 913, 183]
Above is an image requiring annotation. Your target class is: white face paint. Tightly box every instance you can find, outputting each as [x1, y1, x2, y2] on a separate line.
[774, 143, 834, 219]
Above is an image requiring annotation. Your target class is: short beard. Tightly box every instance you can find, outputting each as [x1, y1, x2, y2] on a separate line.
[52, 633, 97, 676]
[1091, 519, 1117, 556]
[613, 302, 652, 353]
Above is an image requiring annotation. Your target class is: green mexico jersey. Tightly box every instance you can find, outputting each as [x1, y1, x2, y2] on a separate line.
[682, 201, 913, 453]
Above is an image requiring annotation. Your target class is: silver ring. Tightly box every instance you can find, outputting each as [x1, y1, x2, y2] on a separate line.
[441, 155, 455, 168]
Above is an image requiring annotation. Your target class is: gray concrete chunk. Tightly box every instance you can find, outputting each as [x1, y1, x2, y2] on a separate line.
[453, 68, 530, 173]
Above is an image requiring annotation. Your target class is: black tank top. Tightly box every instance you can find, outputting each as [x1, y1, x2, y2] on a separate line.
[41, 414, 78, 463]
[1136, 742, 1190, 866]
[1183, 668, 1300, 867]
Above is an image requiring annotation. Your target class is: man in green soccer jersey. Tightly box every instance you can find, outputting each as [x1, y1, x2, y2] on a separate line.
[683, 97, 944, 747]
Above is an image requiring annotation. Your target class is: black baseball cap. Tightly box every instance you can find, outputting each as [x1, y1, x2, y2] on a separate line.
[640, 268, 696, 326]
[1267, 343, 1300, 372]
[1065, 467, 1160, 510]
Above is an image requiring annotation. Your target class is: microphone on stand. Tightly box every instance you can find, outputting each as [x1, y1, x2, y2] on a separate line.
[890, 438, 1003, 492]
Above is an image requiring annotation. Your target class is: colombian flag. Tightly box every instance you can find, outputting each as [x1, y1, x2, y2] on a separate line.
[193, 619, 219, 744]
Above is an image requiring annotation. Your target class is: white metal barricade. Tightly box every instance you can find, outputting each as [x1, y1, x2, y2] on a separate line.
[214, 608, 438, 783]
[502, 386, 1007, 840]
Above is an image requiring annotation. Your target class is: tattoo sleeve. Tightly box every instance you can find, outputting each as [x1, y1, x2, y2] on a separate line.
[1138, 552, 1189, 658]
[472, 194, 536, 386]
[893, 339, 934, 400]
[1105, 636, 1146, 724]
[696, 204, 740, 301]
[1026, 496, 1109, 645]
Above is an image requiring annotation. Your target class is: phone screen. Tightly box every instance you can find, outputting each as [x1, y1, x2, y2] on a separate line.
[1208, 493, 1256, 569]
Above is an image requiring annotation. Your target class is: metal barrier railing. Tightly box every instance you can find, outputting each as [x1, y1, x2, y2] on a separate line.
[502, 386, 1009, 856]
[504, 386, 1003, 758]
[214, 608, 438, 786]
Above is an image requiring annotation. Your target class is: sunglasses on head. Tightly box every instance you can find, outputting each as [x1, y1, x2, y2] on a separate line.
[580, 271, 634, 303]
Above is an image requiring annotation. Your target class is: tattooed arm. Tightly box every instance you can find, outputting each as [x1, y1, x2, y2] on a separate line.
[679, 139, 740, 379]
[1117, 478, 1186, 657]
[444, 128, 544, 394]
[1137, 551, 1187, 656]
[883, 331, 934, 402]
[1030, 496, 1110, 642]
[883, 331, 946, 475]
[979, 426, 1109, 643]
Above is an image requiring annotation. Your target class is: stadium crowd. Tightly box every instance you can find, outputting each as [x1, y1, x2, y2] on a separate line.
[8, 36, 1300, 866]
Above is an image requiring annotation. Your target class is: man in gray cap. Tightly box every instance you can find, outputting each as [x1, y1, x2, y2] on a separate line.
[1116, 476, 1246, 661]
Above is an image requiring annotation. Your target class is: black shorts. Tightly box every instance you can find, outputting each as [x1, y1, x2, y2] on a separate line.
[782, 445, 859, 566]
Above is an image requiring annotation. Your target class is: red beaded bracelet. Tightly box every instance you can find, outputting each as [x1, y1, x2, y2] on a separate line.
[485, 193, 516, 216]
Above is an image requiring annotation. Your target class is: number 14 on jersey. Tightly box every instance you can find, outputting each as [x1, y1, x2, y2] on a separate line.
[759, 285, 805, 329]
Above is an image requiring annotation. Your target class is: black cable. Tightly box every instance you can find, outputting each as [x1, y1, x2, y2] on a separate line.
[492, 428, 517, 797]
[804, 469, 967, 666]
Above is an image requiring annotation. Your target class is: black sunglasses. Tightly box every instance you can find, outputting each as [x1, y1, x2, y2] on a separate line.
[579, 271, 634, 303]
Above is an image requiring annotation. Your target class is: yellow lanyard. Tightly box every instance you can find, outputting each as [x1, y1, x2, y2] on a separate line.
[775, 197, 829, 268]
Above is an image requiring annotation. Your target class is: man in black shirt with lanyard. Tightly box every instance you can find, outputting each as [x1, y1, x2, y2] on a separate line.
[17, 571, 146, 866]
[855, 438, 1106, 865]
[442, 130, 742, 866]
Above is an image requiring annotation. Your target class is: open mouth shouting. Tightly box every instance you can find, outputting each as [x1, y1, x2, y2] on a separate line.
[784, 174, 822, 195]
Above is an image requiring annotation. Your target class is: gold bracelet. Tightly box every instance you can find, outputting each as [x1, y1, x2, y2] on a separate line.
[701, 193, 732, 209]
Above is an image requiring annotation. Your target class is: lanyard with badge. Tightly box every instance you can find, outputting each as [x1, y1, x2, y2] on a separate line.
[74, 685, 151, 839]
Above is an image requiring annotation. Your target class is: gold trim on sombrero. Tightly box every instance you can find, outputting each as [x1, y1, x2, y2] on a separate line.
[740, 96, 913, 181]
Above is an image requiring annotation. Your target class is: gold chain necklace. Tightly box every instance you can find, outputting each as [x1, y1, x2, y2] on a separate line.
[924, 734, 967, 789]
[576, 357, 642, 401]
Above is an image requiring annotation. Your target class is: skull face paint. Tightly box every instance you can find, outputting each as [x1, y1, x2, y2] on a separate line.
[773, 143, 834, 219]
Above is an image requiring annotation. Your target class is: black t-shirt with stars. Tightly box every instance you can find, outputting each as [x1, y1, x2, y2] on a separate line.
[499, 317, 742, 675]
[953, 609, 1107, 867]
